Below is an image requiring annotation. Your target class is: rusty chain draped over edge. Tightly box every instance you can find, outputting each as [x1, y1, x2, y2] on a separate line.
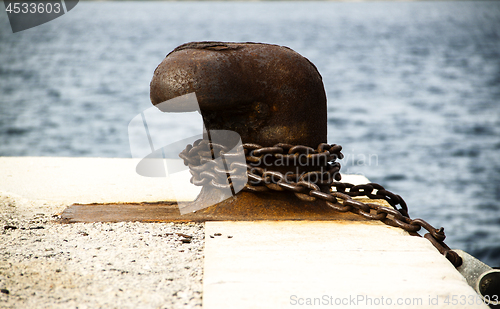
[179, 139, 463, 268]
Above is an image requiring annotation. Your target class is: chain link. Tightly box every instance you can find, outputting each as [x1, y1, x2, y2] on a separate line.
[180, 140, 462, 267]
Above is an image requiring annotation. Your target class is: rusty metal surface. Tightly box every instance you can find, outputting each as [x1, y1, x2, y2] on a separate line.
[150, 42, 327, 147]
[60, 202, 181, 223]
[60, 197, 385, 223]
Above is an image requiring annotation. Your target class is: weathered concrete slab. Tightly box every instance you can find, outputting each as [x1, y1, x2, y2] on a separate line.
[1, 158, 205, 308]
[204, 221, 487, 308]
[0, 220, 205, 309]
[0, 157, 198, 205]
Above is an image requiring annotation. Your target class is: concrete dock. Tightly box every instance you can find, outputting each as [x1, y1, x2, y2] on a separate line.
[0, 157, 488, 308]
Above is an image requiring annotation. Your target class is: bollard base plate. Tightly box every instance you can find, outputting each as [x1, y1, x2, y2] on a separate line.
[59, 192, 389, 223]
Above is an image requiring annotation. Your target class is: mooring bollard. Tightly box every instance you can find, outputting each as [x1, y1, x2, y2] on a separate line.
[151, 42, 327, 147]
[150, 42, 365, 220]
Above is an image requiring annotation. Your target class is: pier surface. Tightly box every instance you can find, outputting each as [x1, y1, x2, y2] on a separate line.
[0, 157, 487, 308]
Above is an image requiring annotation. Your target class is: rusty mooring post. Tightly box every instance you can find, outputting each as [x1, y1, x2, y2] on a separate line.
[150, 42, 365, 221]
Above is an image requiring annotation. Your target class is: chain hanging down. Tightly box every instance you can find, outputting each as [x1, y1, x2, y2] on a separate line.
[179, 139, 463, 268]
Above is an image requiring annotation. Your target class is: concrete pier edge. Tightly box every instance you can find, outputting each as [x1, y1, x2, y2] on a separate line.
[0, 157, 487, 308]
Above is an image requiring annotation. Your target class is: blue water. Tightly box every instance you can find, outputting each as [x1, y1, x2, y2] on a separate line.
[1, 1, 499, 266]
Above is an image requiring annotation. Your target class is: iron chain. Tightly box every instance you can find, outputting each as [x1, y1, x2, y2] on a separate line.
[179, 140, 462, 267]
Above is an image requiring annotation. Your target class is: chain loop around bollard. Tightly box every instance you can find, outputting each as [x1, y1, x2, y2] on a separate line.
[179, 141, 463, 268]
